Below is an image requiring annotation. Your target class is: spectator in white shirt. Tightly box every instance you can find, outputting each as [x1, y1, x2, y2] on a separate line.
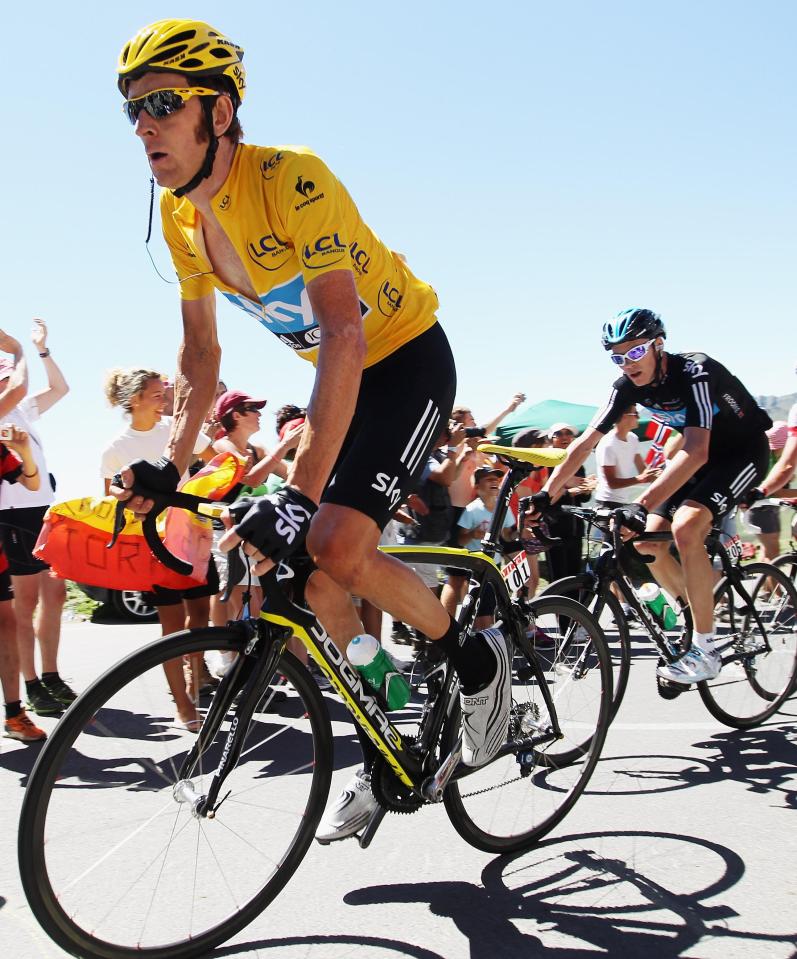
[594, 406, 660, 507]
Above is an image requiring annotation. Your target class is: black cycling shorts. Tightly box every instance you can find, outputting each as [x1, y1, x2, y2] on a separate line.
[322, 322, 457, 531]
[142, 556, 220, 608]
[0, 506, 50, 576]
[652, 433, 769, 522]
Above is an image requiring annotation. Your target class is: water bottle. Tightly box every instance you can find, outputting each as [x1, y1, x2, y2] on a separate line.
[347, 634, 411, 710]
[637, 582, 678, 630]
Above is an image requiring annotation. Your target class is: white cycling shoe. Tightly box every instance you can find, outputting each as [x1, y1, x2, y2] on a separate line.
[656, 646, 721, 685]
[460, 627, 512, 767]
[315, 769, 378, 844]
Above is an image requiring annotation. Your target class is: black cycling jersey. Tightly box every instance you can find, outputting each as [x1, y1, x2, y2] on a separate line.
[590, 351, 771, 453]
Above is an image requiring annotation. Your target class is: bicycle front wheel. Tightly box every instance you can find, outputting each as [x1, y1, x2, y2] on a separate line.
[442, 595, 612, 854]
[19, 627, 333, 959]
[699, 562, 797, 728]
[543, 574, 631, 719]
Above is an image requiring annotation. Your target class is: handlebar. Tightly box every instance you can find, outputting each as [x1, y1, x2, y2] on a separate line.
[107, 478, 224, 574]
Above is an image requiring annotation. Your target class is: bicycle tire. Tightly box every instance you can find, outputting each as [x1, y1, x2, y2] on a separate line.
[19, 627, 333, 959]
[542, 574, 631, 719]
[772, 551, 797, 587]
[442, 595, 612, 854]
[699, 562, 797, 728]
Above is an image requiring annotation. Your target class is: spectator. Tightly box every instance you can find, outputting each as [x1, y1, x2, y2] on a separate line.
[101, 368, 215, 731]
[594, 406, 660, 508]
[508, 428, 550, 597]
[398, 424, 464, 646]
[441, 466, 517, 628]
[743, 420, 790, 562]
[0, 320, 73, 720]
[0, 421, 47, 741]
[545, 423, 596, 583]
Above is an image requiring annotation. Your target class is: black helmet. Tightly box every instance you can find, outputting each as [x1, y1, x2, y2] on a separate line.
[601, 308, 666, 350]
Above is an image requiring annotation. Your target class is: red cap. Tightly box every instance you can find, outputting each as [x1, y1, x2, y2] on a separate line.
[214, 390, 267, 421]
[278, 416, 306, 441]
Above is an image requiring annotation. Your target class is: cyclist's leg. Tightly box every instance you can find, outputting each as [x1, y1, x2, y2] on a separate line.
[671, 501, 714, 633]
[637, 512, 685, 603]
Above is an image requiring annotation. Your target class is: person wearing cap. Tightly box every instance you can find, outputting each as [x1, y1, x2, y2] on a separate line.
[0, 320, 74, 722]
[439, 466, 517, 630]
[544, 424, 596, 583]
[743, 379, 797, 510]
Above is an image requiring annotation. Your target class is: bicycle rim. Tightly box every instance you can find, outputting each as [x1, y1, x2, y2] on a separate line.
[699, 563, 797, 728]
[18, 628, 332, 959]
[544, 575, 630, 719]
[442, 596, 611, 853]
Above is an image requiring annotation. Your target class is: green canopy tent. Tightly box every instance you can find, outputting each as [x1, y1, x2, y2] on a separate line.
[495, 398, 652, 443]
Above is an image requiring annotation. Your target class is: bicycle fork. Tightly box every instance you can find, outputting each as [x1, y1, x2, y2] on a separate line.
[174, 621, 290, 819]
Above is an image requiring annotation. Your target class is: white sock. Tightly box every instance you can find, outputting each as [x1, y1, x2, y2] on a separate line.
[691, 631, 715, 654]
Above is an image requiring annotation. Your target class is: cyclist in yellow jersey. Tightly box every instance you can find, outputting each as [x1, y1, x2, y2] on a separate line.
[113, 20, 511, 842]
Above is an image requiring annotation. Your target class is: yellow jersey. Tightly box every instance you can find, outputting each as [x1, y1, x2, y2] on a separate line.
[160, 144, 439, 368]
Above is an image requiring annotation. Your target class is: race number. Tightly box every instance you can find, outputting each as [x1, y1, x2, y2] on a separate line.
[501, 551, 531, 593]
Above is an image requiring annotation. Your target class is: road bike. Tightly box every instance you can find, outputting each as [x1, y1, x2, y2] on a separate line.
[540, 504, 797, 728]
[18, 443, 612, 959]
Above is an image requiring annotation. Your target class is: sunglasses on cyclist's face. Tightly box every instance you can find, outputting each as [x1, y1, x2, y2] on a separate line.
[610, 339, 657, 367]
[123, 87, 219, 125]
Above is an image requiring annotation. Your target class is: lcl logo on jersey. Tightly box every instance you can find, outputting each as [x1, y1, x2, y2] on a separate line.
[378, 280, 403, 316]
[247, 233, 291, 271]
[302, 233, 346, 269]
[349, 241, 371, 275]
[219, 194, 231, 211]
[260, 151, 284, 180]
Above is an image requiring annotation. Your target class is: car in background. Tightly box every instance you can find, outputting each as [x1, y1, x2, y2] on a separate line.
[76, 583, 158, 622]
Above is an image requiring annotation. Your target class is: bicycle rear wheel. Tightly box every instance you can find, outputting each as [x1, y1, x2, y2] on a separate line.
[543, 574, 631, 719]
[19, 627, 332, 959]
[699, 562, 797, 728]
[442, 595, 612, 854]
[773, 551, 797, 586]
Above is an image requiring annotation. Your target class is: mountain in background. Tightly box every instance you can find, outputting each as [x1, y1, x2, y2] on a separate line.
[756, 392, 796, 423]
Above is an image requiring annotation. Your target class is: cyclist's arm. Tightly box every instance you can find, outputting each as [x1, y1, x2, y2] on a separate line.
[544, 428, 602, 502]
[166, 295, 221, 475]
[636, 426, 709, 512]
[758, 433, 797, 497]
[285, 269, 366, 503]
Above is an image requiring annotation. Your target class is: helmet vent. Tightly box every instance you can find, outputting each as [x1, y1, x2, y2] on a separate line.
[149, 45, 189, 64]
[209, 48, 233, 60]
[158, 29, 197, 47]
[180, 58, 206, 69]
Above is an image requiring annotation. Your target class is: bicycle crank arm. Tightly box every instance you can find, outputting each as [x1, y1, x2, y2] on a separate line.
[357, 805, 387, 848]
[422, 738, 462, 802]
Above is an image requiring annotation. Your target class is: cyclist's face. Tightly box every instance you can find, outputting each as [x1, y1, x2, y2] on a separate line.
[128, 72, 209, 189]
[611, 336, 659, 387]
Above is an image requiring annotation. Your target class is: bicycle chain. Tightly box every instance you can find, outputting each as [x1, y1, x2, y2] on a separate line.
[370, 738, 424, 814]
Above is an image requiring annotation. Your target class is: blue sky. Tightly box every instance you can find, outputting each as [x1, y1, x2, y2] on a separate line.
[1, 2, 794, 499]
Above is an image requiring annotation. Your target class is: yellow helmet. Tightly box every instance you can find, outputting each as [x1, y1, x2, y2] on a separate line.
[117, 19, 245, 104]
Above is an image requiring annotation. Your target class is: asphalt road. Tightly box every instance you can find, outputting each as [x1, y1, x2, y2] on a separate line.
[1, 619, 795, 959]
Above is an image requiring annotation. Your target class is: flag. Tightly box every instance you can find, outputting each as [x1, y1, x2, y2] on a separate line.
[644, 418, 673, 468]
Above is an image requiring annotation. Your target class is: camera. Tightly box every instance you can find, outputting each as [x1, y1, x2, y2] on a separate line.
[0, 426, 13, 442]
[463, 426, 487, 438]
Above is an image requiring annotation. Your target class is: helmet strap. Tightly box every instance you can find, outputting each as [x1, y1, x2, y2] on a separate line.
[172, 97, 220, 199]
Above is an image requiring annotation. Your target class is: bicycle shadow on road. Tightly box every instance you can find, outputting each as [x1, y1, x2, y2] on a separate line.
[337, 829, 796, 959]
[582, 719, 796, 802]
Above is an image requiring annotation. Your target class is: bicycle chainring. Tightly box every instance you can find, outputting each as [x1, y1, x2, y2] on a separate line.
[370, 741, 425, 814]
[656, 657, 685, 700]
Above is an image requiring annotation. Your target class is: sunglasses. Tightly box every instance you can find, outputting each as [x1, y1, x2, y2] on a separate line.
[123, 87, 219, 125]
[239, 404, 263, 414]
[552, 429, 574, 437]
[610, 339, 657, 367]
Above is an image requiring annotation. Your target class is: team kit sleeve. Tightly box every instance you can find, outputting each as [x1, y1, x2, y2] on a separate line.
[278, 152, 353, 285]
[681, 356, 715, 431]
[590, 380, 632, 434]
